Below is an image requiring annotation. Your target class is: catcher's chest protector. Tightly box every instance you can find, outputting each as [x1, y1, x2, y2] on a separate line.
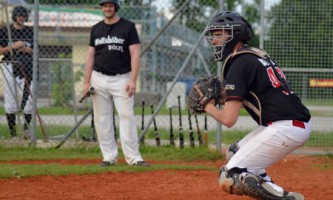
[221, 47, 271, 125]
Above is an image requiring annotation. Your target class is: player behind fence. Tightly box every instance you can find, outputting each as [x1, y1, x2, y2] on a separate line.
[0, 6, 34, 139]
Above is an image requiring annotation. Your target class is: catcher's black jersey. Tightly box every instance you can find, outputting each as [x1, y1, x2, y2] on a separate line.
[224, 52, 311, 126]
[89, 18, 140, 75]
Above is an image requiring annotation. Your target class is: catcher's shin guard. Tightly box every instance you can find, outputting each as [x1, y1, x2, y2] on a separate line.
[241, 173, 304, 200]
[219, 167, 304, 200]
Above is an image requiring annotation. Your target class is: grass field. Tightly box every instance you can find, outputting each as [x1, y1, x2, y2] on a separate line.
[0, 146, 222, 179]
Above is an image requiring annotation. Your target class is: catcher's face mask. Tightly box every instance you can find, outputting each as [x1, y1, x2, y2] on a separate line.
[205, 27, 234, 61]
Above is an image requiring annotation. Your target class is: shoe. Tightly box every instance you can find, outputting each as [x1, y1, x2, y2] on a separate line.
[286, 192, 304, 200]
[23, 129, 31, 140]
[99, 161, 116, 167]
[132, 161, 150, 167]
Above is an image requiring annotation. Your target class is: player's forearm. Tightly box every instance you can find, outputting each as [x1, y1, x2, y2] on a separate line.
[0, 46, 12, 55]
[84, 60, 93, 85]
[84, 47, 95, 85]
[205, 101, 241, 128]
[129, 44, 140, 82]
[130, 58, 140, 82]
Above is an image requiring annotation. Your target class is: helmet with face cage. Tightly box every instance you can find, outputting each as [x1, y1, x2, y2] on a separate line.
[205, 11, 253, 61]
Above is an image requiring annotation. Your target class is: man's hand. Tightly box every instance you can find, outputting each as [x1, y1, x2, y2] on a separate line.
[11, 41, 25, 50]
[126, 80, 136, 97]
[83, 84, 91, 97]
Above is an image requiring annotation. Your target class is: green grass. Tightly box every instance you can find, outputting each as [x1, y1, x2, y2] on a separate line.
[0, 146, 222, 179]
[0, 163, 214, 179]
[0, 146, 222, 162]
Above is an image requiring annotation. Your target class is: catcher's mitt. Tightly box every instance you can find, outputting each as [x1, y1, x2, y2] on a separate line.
[186, 75, 224, 115]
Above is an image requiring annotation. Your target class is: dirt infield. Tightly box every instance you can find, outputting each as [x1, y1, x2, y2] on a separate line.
[0, 154, 332, 200]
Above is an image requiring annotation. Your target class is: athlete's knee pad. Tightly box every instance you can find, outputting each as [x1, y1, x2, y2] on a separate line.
[218, 166, 246, 195]
[226, 141, 239, 160]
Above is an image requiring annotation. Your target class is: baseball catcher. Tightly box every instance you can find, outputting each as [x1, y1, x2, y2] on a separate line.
[196, 11, 311, 200]
[186, 75, 225, 115]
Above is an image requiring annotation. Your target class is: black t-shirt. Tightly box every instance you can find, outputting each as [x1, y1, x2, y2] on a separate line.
[89, 18, 140, 75]
[0, 24, 33, 78]
[224, 53, 311, 126]
[0, 24, 33, 61]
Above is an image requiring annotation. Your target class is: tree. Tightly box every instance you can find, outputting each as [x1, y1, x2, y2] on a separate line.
[265, 0, 333, 69]
[171, 0, 219, 32]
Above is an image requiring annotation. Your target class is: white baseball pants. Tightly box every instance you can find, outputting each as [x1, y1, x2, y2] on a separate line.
[91, 70, 143, 165]
[226, 120, 311, 175]
[2, 63, 33, 114]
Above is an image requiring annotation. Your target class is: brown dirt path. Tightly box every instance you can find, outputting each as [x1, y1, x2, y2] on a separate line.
[0, 154, 332, 200]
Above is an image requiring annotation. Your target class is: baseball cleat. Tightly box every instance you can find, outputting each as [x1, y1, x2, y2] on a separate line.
[132, 161, 150, 167]
[285, 192, 304, 200]
[99, 161, 116, 167]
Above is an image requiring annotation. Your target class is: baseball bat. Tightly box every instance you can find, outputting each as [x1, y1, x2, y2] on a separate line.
[194, 114, 203, 145]
[82, 110, 97, 142]
[178, 96, 184, 149]
[187, 109, 195, 148]
[79, 87, 95, 103]
[17, 63, 48, 141]
[203, 113, 208, 146]
[81, 87, 96, 142]
[56, 108, 93, 149]
[169, 107, 175, 146]
[151, 104, 161, 147]
[140, 99, 145, 145]
[113, 100, 117, 143]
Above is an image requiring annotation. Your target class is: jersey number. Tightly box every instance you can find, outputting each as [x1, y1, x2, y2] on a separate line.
[266, 67, 291, 95]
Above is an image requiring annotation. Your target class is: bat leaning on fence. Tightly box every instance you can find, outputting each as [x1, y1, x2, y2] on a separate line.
[187, 109, 195, 147]
[203, 113, 208, 146]
[178, 96, 184, 148]
[194, 114, 203, 145]
[169, 107, 175, 146]
[151, 104, 161, 147]
[140, 99, 145, 145]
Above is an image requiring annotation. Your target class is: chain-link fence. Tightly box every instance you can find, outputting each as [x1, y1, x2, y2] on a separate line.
[0, 0, 332, 153]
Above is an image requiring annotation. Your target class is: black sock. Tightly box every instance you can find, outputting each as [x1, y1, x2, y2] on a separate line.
[24, 114, 32, 130]
[6, 113, 16, 137]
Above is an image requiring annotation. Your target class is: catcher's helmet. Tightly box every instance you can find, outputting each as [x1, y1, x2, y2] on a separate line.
[205, 11, 253, 61]
[12, 6, 29, 22]
[99, 0, 120, 11]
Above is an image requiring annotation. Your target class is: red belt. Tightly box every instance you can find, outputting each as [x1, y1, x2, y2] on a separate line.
[268, 120, 305, 129]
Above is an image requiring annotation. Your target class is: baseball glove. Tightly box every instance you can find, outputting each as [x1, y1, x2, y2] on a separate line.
[186, 75, 224, 115]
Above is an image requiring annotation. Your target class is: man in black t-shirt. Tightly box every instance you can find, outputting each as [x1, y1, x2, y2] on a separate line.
[0, 6, 34, 139]
[203, 12, 310, 200]
[84, 0, 149, 167]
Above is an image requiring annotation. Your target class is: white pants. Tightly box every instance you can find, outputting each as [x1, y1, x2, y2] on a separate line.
[2, 63, 33, 114]
[226, 120, 311, 175]
[91, 70, 143, 165]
